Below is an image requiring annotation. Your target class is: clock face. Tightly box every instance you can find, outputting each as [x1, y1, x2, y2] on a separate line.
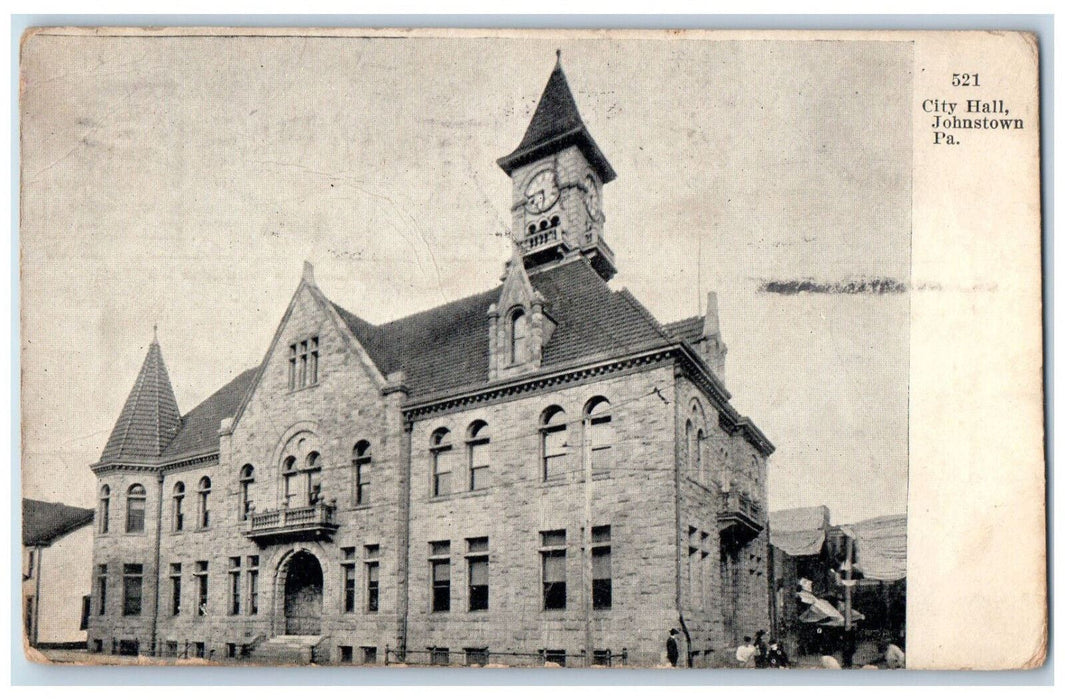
[582, 174, 601, 219]
[524, 169, 560, 214]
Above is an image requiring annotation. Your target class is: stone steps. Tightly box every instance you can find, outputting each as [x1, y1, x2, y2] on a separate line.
[247, 635, 322, 665]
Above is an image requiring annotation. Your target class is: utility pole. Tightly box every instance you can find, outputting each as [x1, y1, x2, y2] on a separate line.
[581, 414, 593, 666]
[843, 535, 854, 630]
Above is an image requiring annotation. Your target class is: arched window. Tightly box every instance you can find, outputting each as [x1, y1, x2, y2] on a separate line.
[99, 485, 111, 534]
[239, 466, 254, 521]
[696, 429, 705, 482]
[306, 452, 322, 505]
[282, 455, 298, 506]
[541, 406, 568, 481]
[467, 421, 490, 490]
[685, 420, 695, 476]
[197, 477, 211, 529]
[353, 441, 371, 506]
[172, 482, 185, 531]
[126, 484, 146, 533]
[431, 428, 453, 497]
[585, 397, 613, 473]
[510, 308, 527, 365]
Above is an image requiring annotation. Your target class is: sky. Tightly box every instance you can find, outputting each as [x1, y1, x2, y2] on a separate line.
[20, 32, 911, 525]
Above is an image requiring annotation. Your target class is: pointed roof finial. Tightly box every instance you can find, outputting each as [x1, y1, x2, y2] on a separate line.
[302, 260, 316, 285]
[556, 48, 562, 65]
[152, 322, 158, 344]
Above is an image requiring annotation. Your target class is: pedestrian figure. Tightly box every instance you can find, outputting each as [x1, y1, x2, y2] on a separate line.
[753, 629, 768, 668]
[666, 628, 681, 667]
[766, 638, 790, 668]
[735, 635, 756, 668]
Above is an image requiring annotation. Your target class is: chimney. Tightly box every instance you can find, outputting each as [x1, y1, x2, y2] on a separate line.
[702, 292, 728, 383]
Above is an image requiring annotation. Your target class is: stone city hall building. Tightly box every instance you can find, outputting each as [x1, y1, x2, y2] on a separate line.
[86, 58, 774, 668]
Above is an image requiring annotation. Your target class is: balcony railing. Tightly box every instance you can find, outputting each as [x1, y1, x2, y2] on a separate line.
[520, 226, 562, 255]
[244, 501, 339, 544]
[717, 490, 764, 548]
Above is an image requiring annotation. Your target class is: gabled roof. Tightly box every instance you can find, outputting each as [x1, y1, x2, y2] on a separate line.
[332, 257, 673, 401]
[162, 367, 259, 460]
[98, 337, 181, 464]
[497, 57, 616, 184]
[23, 499, 94, 546]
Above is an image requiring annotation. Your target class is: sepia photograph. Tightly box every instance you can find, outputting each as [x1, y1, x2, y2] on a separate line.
[16, 27, 1039, 674]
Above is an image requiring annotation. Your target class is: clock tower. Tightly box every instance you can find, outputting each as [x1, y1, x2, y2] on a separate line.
[498, 54, 617, 280]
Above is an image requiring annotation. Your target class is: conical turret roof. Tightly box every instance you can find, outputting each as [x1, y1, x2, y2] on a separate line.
[498, 55, 616, 183]
[98, 332, 181, 464]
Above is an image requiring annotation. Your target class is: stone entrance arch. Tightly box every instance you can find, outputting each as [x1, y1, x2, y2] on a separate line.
[276, 549, 323, 635]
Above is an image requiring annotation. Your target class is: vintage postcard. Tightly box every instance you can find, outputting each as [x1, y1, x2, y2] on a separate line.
[18, 27, 1045, 672]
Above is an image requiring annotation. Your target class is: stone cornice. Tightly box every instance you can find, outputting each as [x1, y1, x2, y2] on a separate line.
[91, 450, 220, 476]
[403, 347, 674, 422]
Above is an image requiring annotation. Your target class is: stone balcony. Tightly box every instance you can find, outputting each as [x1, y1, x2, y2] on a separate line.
[244, 501, 339, 545]
[717, 490, 764, 549]
[520, 225, 567, 256]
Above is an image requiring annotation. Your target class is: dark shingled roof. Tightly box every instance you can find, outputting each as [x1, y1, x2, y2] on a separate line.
[663, 315, 705, 346]
[99, 339, 181, 464]
[497, 58, 616, 184]
[23, 499, 94, 546]
[146, 260, 678, 462]
[333, 258, 674, 401]
[162, 367, 258, 460]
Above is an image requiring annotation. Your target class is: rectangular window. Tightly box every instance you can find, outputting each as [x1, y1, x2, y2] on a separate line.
[289, 336, 319, 389]
[467, 537, 489, 612]
[92, 639, 103, 654]
[430, 647, 450, 666]
[592, 526, 612, 610]
[247, 556, 259, 615]
[25, 596, 34, 636]
[118, 639, 140, 657]
[309, 336, 319, 384]
[432, 447, 453, 497]
[430, 541, 451, 612]
[589, 413, 614, 473]
[355, 460, 370, 505]
[465, 647, 489, 667]
[122, 563, 143, 616]
[362, 646, 378, 664]
[288, 345, 297, 390]
[541, 530, 567, 610]
[170, 563, 182, 615]
[164, 640, 178, 657]
[593, 649, 613, 667]
[366, 560, 380, 613]
[543, 426, 567, 480]
[27, 550, 35, 578]
[469, 439, 489, 490]
[226, 643, 237, 659]
[195, 561, 208, 616]
[543, 649, 566, 667]
[96, 564, 108, 615]
[342, 547, 356, 613]
[126, 498, 145, 533]
[194, 641, 205, 659]
[228, 557, 241, 615]
[339, 645, 353, 663]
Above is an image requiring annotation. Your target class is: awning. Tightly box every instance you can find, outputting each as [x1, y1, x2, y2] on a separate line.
[770, 505, 831, 557]
[799, 596, 865, 626]
[840, 514, 906, 581]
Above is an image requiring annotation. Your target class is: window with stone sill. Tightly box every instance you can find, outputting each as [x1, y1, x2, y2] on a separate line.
[353, 440, 371, 506]
[540, 406, 568, 481]
[126, 484, 146, 533]
[509, 307, 527, 365]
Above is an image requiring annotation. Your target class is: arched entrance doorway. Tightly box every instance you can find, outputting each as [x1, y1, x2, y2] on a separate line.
[282, 550, 323, 635]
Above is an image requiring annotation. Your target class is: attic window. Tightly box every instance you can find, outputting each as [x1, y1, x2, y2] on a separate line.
[509, 309, 527, 365]
[288, 336, 320, 390]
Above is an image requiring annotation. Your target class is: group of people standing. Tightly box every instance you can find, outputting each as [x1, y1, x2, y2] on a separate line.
[735, 630, 790, 668]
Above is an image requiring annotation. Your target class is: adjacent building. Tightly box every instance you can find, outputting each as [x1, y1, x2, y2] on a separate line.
[23, 499, 95, 649]
[87, 57, 774, 667]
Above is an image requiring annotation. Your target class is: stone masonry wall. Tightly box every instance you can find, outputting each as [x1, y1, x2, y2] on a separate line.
[405, 363, 679, 668]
